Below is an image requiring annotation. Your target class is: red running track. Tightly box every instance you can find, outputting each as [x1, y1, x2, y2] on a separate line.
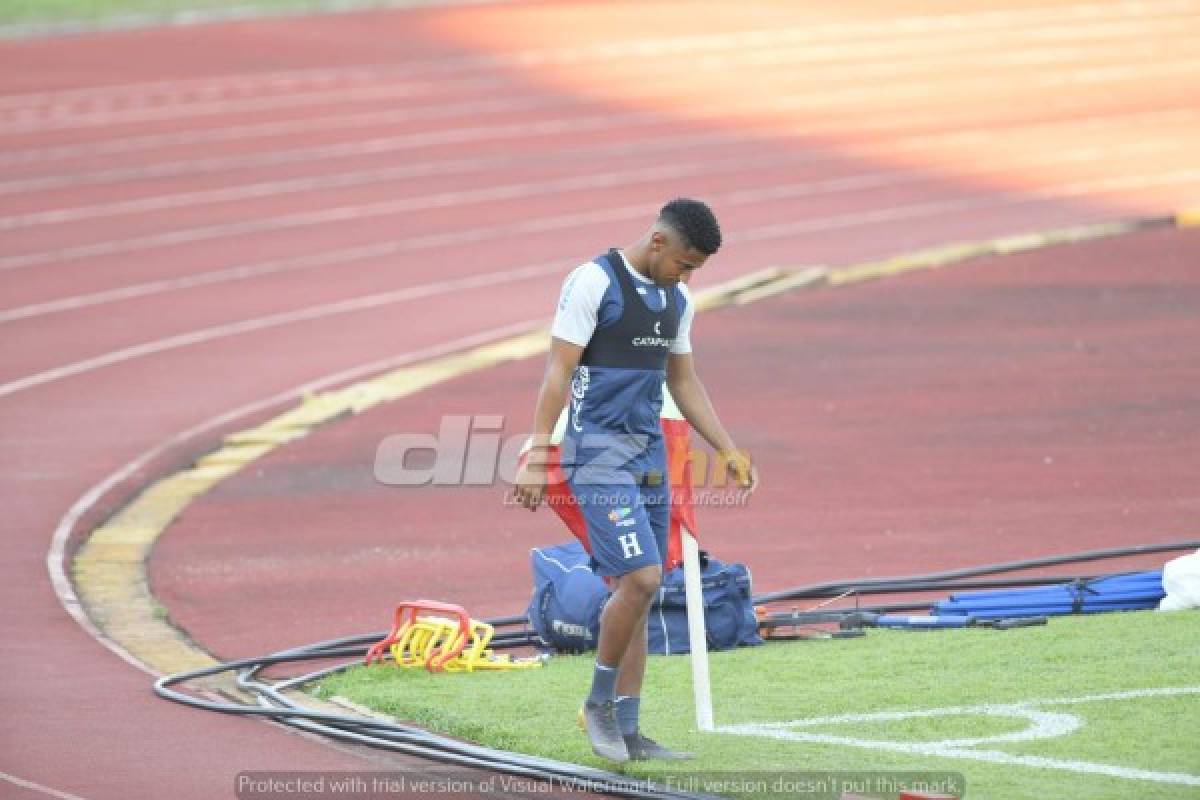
[155, 225, 1200, 657]
[2, 2, 1198, 798]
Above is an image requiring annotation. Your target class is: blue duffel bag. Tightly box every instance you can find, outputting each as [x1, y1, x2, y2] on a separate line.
[527, 541, 762, 655]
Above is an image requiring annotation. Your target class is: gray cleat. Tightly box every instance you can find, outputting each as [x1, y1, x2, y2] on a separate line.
[623, 733, 695, 761]
[582, 700, 629, 763]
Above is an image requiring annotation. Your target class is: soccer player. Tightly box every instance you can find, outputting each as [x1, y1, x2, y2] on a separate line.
[511, 198, 756, 762]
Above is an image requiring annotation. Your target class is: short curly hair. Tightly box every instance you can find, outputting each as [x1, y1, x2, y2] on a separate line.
[659, 197, 722, 255]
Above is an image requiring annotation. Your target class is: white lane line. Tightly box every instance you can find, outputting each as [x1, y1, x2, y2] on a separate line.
[3, 166, 1198, 399]
[0, 67, 372, 110]
[44, 317, 543, 678]
[0, 94, 563, 169]
[495, 1, 1199, 68]
[0, 73, 510, 135]
[3, 0, 1193, 110]
[735, 36, 1189, 73]
[719, 687, 1200, 786]
[2, 18, 1193, 136]
[733, 16, 1199, 64]
[0, 243, 423, 323]
[0, 262, 563, 400]
[2, 16, 1192, 170]
[0, 132, 749, 322]
[0, 112, 643, 196]
[0, 145, 792, 235]
[0, 0, 519, 41]
[0, 130, 1186, 272]
[730, 168, 1200, 245]
[0, 156, 755, 269]
[0, 134, 671, 232]
[4, 53, 1197, 199]
[2, 106, 1194, 235]
[1, 114, 1188, 323]
[0, 772, 90, 800]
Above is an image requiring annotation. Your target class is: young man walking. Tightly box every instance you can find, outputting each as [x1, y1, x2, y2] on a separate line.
[512, 198, 756, 763]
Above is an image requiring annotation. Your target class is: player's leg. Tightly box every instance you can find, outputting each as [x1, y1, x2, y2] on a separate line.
[616, 469, 694, 761]
[613, 475, 662, 699]
[597, 564, 659, 669]
[570, 476, 663, 762]
[614, 596, 649, 700]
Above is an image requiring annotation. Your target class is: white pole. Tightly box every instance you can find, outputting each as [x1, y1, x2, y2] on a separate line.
[681, 527, 714, 731]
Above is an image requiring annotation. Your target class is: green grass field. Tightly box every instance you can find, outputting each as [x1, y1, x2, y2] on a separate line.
[315, 610, 1200, 800]
[0, 0, 350, 27]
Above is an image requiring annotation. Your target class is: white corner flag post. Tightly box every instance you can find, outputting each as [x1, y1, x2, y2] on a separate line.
[660, 389, 713, 730]
[681, 524, 714, 731]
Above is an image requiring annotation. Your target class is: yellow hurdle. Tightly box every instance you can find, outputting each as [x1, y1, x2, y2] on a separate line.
[367, 601, 542, 673]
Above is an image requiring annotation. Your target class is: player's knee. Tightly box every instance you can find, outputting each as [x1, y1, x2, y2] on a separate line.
[619, 564, 662, 601]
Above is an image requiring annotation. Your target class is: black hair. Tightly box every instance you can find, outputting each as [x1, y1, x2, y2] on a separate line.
[659, 197, 722, 255]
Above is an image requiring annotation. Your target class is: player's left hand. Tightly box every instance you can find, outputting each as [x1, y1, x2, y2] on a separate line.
[720, 448, 758, 492]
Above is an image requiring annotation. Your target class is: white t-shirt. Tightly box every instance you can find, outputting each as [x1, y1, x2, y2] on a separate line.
[550, 250, 693, 355]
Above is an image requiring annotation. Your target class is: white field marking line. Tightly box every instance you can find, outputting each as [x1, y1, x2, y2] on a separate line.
[6, 55, 1198, 201]
[0, 772, 90, 800]
[43, 317, 542, 677]
[2, 0, 1192, 110]
[717, 687, 1200, 787]
[3, 17, 1193, 170]
[0, 133, 1185, 272]
[3, 106, 1195, 237]
[2, 21, 1191, 136]
[3, 165, 1198, 401]
[0, 73, 513, 135]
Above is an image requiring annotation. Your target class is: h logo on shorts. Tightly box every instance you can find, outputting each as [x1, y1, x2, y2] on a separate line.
[618, 533, 643, 559]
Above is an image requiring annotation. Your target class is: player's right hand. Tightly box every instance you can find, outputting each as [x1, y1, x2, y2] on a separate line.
[511, 460, 548, 511]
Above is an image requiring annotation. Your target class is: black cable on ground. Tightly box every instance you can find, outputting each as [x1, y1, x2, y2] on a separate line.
[155, 540, 1195, 797]
[752, 540, 1197, 604]
[155, 639, 712, 799]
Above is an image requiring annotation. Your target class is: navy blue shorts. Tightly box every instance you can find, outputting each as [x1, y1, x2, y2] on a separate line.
[563, 436, 670, 577]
